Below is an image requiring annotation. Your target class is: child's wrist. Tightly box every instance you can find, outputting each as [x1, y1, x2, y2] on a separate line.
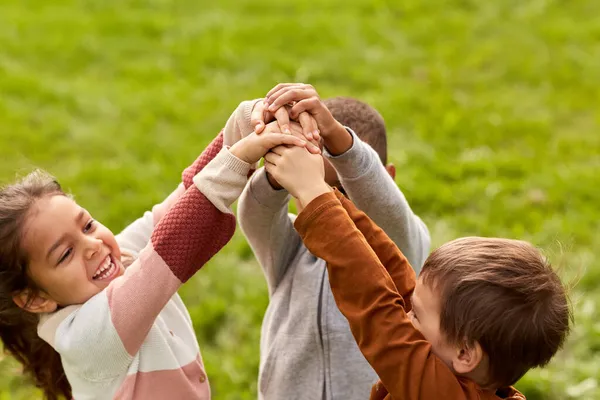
[322, 122, 353, 156]
[297, 182, 332, 208]
[229, 142, 250, 164]
[266, 171, 284, 190]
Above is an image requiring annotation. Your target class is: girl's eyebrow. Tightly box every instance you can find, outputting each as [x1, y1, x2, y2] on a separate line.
[45, 209, 85, 260]
[46, 233, 68, 261]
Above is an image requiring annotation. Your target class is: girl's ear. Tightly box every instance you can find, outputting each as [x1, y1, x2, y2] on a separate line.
[452, 340, 484, 375]
[13, 289, 57, 314]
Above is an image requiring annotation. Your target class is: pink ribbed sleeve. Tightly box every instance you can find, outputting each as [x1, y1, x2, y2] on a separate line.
[107, 131, 235, 355]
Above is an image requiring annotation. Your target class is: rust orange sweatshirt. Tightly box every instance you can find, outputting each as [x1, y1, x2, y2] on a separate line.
[294, 190, 525, 400]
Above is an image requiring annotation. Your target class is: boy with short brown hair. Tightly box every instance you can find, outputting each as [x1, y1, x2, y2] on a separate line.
[264, 142, 572, 399]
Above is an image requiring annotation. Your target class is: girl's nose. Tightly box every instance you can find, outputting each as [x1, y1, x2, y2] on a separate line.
[84, 236, 103, 260]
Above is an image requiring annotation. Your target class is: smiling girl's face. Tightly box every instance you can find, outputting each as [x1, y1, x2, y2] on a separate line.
[19, 194, 125, 311]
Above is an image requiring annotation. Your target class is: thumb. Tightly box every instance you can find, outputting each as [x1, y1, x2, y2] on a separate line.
[251, 101, 267, 133]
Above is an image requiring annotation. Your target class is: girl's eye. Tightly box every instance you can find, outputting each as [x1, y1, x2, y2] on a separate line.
[84, 219, 96, 233]
[58, 248, 72, 265]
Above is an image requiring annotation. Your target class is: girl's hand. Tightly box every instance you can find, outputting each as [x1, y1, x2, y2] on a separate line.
[229, 123, 319, 164]
[250, 100, 277, 134]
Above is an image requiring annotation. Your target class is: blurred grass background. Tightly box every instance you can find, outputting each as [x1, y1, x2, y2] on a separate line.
[0, 0, 599, 399]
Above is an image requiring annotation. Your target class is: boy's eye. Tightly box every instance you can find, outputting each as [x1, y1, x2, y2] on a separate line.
[58, 248, 72, 265]
[83, 219, 96, 233]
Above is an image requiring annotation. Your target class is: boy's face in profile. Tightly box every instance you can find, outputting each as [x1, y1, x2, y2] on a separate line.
[408, 277, 458, 368]
[408, 278, 486, 380]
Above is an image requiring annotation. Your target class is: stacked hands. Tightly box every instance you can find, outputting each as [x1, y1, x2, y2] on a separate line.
[230, 83, 347, 206]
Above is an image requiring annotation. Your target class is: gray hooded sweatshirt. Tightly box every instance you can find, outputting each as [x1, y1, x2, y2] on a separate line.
[238, 128, 430, 400]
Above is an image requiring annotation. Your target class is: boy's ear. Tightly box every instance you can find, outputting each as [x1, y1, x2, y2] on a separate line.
[13, 289, 58, 314]
[452, 340, 484, 375]
[386, 163, 396, 180]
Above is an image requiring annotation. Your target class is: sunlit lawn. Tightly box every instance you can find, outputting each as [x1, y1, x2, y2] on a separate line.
[1, 0, 599, 399]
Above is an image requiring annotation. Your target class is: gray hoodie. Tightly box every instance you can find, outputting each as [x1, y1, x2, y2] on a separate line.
[238, 129, 430, 400]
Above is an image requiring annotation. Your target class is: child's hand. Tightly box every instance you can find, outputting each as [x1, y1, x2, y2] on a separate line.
[261, 121, 320, 190]
[264, 83, 346, 140]
[251, 100, 320, 144]
[230, 128, 309, 165]
[251, 100, 286, 134]
[264, 144, 331, 207]
[266, 121, 321, 154]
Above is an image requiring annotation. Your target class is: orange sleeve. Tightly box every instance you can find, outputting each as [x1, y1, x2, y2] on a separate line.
[333, 189, 415, 307]
[294, 191, 487, 400]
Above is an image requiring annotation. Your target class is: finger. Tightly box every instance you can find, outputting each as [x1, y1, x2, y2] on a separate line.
[266, 83, 315, 108]
[269, 144, 290, 156]
[274, 107, 291, 134]
[263, 134, 307, 149]
[264, 161, 279, 181]
[273, 141, 318, 157]
[264, 161, 274, 173]
[251, 101, 267, 133]
[267, 88, 315, 113]
[285, 126, 308, 141]
[289, 97, 321, 119]
[266, 85, 305, 107]
[264, 151, 282, 165]
[305, 141, 322, 155]
[288, 117, 320, 154]
[265, 83, 303, 101]
[298, 112, 317, 141]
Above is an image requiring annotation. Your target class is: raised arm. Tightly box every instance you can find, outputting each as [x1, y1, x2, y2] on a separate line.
[294, 192, 482, 400]
[114, 131, 227, 258]
[237, 167, 303, 295]
[105, 132, 236, 356]
[326, 128, 430, 273]
[332, 189, 415, 303]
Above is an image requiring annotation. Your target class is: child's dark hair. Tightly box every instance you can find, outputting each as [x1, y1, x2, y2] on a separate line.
[420, 237, 572, 389]
[0, 170, 71, 400]
[324, 97, 388, 164]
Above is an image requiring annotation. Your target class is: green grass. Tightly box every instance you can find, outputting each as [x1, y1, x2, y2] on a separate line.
[1, 0, 599, 398]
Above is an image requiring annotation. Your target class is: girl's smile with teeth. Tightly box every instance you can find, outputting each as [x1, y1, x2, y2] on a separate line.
[92, 255, 118, 281]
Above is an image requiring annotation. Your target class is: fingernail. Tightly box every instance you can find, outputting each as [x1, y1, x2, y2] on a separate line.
[313, 130, 320, 138]
[284, 127, 291, 134]
[306, 132, 313, 140]
[269, 105, 276, 112]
